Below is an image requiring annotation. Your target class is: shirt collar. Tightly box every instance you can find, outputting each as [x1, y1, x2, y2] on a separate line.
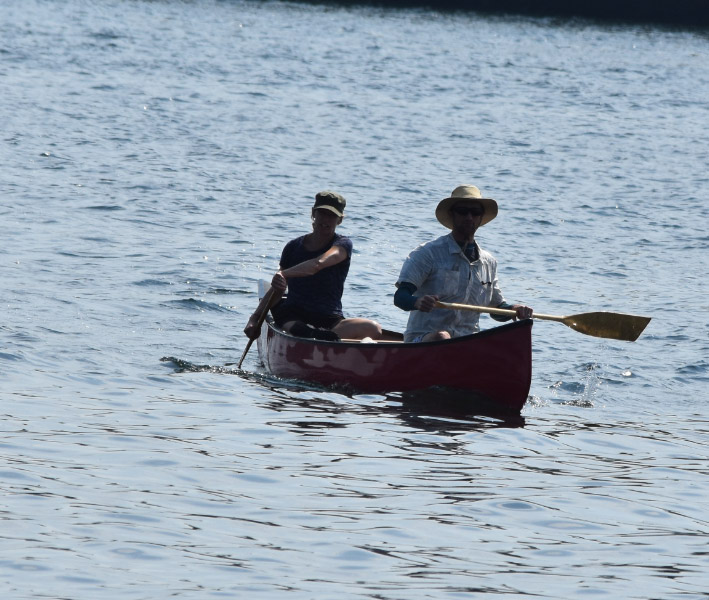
[446, 233, 478, 257]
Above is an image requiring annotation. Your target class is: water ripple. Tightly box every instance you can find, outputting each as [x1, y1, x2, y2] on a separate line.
[2, 0, 708, 598]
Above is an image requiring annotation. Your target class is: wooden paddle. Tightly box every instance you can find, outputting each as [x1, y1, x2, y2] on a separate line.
[238, 288, 277, 369]
[435, 301, 651, 342]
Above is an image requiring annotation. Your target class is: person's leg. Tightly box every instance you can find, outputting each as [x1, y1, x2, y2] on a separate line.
[273, 305, 339, 341]
[419, 330, 451, 342]
[284, 320, 340, 341]
[333, 318, 382, 340]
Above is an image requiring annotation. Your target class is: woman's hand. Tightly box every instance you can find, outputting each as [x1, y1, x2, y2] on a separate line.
[271, 271, 287, 293]
[243, 320, 261, 340]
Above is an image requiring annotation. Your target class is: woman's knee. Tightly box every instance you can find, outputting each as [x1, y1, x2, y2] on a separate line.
[365, 320, 383, 339]
[334, 318, 382, 340]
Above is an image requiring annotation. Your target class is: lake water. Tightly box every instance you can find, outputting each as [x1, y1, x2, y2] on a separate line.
[2, 0, 708, 598]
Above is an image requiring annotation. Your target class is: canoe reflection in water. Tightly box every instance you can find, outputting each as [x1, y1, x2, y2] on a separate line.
[392, 387, 527, 429]
[263, 386, 526, 435]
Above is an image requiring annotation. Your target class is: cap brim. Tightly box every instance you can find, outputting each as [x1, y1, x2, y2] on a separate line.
[314, 204, 344, 217]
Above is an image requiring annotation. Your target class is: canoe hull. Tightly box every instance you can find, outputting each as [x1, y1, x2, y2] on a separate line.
[257, 318, 533, 412]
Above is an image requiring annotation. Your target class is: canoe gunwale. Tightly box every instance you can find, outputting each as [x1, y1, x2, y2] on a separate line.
[262, 315, 532, 348]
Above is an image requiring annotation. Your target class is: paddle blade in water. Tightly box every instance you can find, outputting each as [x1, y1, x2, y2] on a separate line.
[563, 312, 651, 342]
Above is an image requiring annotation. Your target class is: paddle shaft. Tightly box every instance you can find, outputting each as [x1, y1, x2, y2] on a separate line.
[435, 301, 563, 323]
[238, 288, 277, 369]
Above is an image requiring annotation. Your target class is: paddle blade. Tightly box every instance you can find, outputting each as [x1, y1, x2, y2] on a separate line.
[563, 312, 651, 342]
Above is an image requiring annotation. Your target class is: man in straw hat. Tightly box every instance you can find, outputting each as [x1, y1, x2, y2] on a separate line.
[394, 185, 533, 343]
[245, 191, 382, 342]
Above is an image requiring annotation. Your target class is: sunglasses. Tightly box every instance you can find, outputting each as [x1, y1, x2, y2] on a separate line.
[452, 206, 484, 217]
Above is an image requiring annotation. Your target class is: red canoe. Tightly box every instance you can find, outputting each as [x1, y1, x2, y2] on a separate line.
[256, 317, 533, 413]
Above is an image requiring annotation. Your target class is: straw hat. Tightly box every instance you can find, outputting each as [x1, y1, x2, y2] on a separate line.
[435, 185, 498, 229]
